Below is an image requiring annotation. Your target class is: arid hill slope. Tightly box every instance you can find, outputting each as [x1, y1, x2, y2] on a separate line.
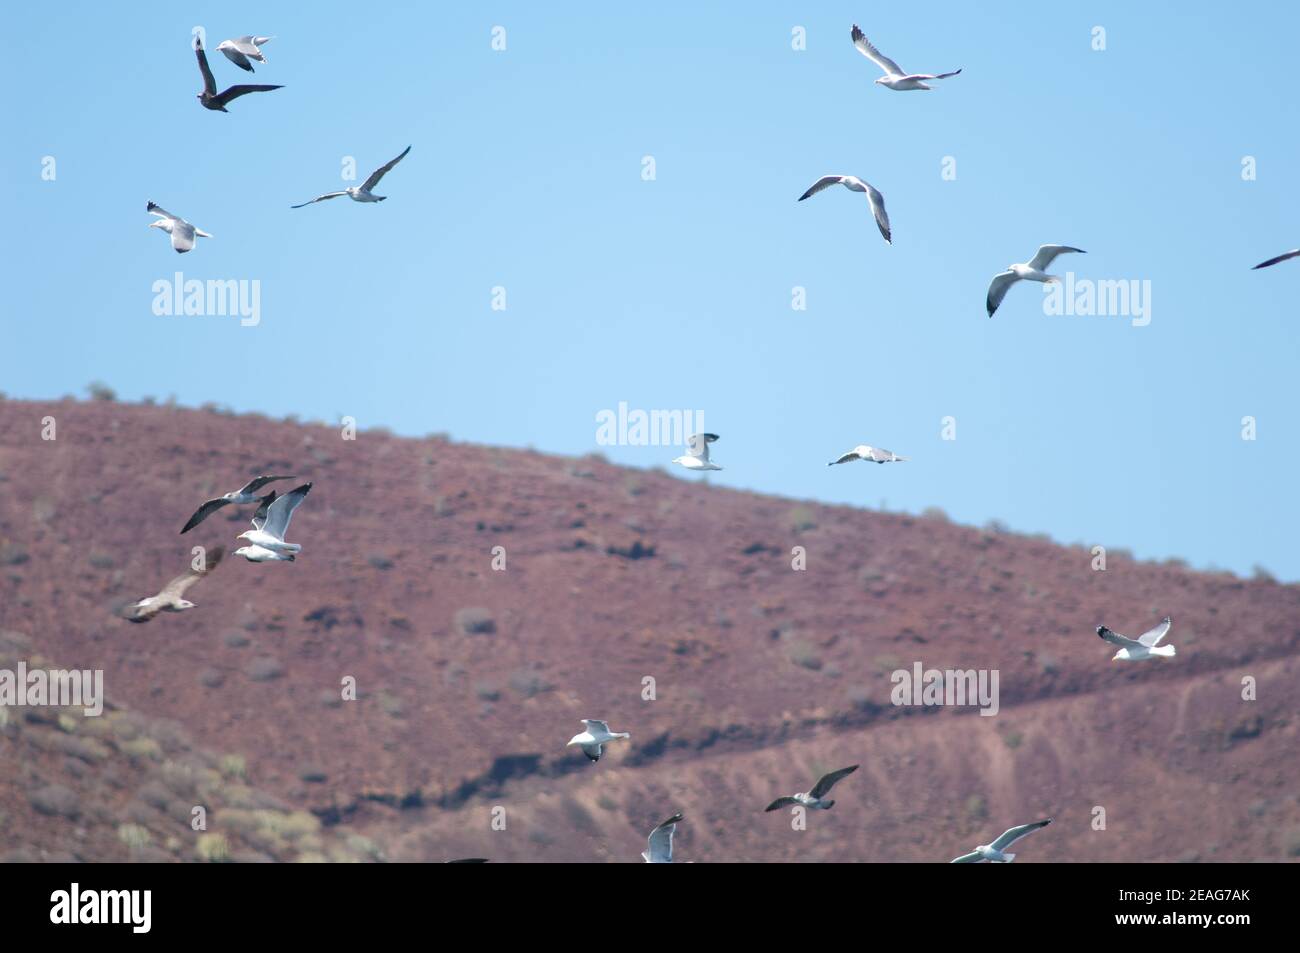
[0, 398, 1296, 861]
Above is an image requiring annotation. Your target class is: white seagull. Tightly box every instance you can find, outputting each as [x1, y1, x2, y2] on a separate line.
[765, 764, 859, 812]
[146, 202, 212, 254]
[1097, 616, 1176, 662]
[828, 445, 909, 466]
[180, 475, 294, 534]
[291, 146, 412, 208]
[217, 35, 274, 72]
[566, 719, 630, 762]
[1253, 249, 1300, 270]
[986, 245, 1086, 317]
[642, 813, 684, 863]
[671, 433, 722, 472]
[851, 25, 961, 91]
[122, 547, 224, 623]
[235, 482, 312, 562]
[798, 175, 892, 244]
[951, 819, 1053, 863]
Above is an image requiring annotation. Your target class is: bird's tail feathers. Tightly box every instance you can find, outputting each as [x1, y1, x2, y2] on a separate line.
[1154, 645, 1176, 657]
[995, 852, 1015, 863]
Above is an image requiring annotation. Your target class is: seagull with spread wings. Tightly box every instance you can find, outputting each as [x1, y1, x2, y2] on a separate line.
[1097, 616, 1176, 662]
[217, 35, 274, 72]
[850, 25, 961, 91]
[798, 175, 892, 244]
[828, 445, 909, 466]
[950, 819, 1053, 863]
[986, 244, 1086, 317]
[1253, 249, 1300, 270]
[122, 547, 224, 623]
[235, 482, 313, 561]
[180, 475, 294, 534]
[291, 146, 412, 208]
[566, 719, 630, 762]
[671, 432, 723, 472]
[194, 35, 282, 111]
[642, 813, 684, 863]
[146, 202, 212, 254]
[765, 765, 859, 812]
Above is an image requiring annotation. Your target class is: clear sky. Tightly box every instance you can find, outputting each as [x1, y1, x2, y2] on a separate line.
[2, 2, 1298, 579]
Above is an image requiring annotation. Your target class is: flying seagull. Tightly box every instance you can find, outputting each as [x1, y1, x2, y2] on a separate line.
[122, 547, 224, 623]
[217, 35, 274, 72]
[291, 146, 412, 208]
[950, 819, 1053, 863]
[765, 764, 859, 812]
[180, 475, 294, 534]
[194, 35, 282, 111]
[798, 175, 892, 244]
[828, 445, 909, 466]
[986, 245, 1086, 317]
[1253, 249, 1300, 270]
[671, 432, 722, 472]
[146, 202, 212, 254]
[236, 482, 312, 561]
[566, 719, 630, 762]
[851, 25, 961, 91]
[642, 813, 684, 863]
[1097, 616, 1175, 662]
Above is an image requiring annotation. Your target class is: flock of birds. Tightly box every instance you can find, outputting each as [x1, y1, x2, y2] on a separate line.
[121, 22, 1228, 863]
[120, 459, 1176, 861]
[145, 34, 411, 252]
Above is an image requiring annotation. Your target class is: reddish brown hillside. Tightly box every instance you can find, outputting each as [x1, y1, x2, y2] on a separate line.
[1, 398, 1296, 861]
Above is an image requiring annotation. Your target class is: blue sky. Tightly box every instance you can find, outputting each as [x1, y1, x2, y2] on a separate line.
[2, 2, 1298, 579]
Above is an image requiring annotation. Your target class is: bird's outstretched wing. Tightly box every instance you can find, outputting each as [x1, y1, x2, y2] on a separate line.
[798, 175, 845, 201]
[1027, 245, 1085, 271]
[1096, 625, 1143, 650]
[810, 764, 859, 799]
[157, 546, 225, 602]
[764, 796, 799, 812]
[194, 40, 218, 96]
[236, 474, 294, 496]
[361, 146, 412, 192]
[644, 813, 682, 863]
[686, 433, 719, 460]
[850, 25, 903, 76]
[213, 84, 283, 108]
[828, 449, 862, 466]
[990, 819, 1052, 851]
[863, 183, 891, 244]
[262, 482, 312, 539]
[146, 201, 178, 222]
[1137, 617, 1172, 647]
[221, 47, 255, 71]
[950, 850, 984, 863]
[291, 191, 349, 208]
[1253, 249, 1300, 270]
[986, 270, 1019, 317]
[180, 497, 230, 534]
[582, 719, 610, 734]
[251, 491, 278, 530]
[914, 68, 962, 81]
